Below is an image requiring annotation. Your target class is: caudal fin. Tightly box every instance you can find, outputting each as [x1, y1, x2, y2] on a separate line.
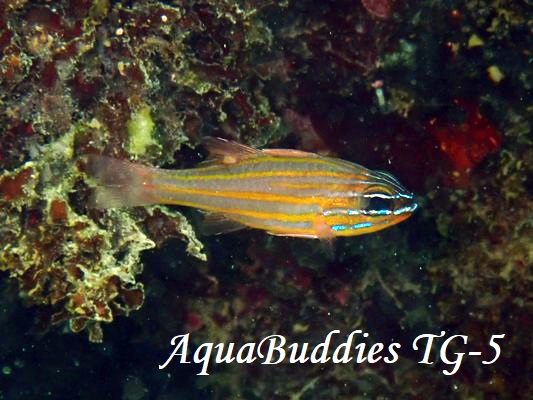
[85, 155, 160, 208]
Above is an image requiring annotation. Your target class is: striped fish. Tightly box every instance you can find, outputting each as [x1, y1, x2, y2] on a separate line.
[87, 137, 418, 238]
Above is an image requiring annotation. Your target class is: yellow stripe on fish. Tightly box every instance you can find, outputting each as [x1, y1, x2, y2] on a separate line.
[87, 137, 418, 238]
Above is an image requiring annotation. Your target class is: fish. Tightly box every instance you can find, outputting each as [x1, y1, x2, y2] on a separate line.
[86, 137, 418, 239]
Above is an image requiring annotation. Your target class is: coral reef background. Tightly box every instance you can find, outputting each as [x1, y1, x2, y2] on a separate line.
[0, 0, 531, 399]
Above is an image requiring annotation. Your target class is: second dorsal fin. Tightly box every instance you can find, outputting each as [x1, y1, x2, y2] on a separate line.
[202, 137, 259, 165]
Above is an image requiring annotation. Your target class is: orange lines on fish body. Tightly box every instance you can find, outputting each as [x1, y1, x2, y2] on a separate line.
[230, 154, 360, 170]
[166, 169, 366, 181]
[153, 185, 331, 205]
[148, 194, 317, 222]
[87, 137, 418, 238]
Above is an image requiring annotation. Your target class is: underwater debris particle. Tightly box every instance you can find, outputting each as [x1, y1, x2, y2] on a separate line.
[487, 65, 504, 83]
[87, 322, 104, 343]
[467, 34, 484, 48]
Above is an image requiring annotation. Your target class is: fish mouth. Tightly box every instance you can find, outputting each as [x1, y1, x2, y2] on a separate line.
[393, 201, 418, 216]
[392, 192, 419, 218]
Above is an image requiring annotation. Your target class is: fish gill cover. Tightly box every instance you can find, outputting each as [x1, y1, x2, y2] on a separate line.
[0, 0, 531, 399]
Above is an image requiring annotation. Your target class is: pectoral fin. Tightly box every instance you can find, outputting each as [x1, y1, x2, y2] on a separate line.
[201, 212, 248, 235]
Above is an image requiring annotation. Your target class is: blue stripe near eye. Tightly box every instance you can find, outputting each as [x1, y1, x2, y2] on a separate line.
[352, 222, 373, 229]
[331, 222, 373, 232]
[393, 203, 418, 215]
[374, 209, 391, 215]
[331, 224, 348, 231]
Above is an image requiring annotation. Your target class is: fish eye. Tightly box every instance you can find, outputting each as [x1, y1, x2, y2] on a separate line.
[363, 194, 394, 214]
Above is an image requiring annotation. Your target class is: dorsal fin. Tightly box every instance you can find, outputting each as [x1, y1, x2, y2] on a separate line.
[202, 137, 259, 165]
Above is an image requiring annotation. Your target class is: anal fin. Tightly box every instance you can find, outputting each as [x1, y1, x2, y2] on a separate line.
[262, 148, 317, 158]
[266, 232, 319, 238]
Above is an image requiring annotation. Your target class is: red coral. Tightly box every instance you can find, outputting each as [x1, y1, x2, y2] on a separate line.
[0, 167, 33, 201]
[361, 0, 393, 19]
[185, 311, 204, 332]
[333, 284, 349, 306]
[427, 99, 502, 186]
[50, 199, 68, 223]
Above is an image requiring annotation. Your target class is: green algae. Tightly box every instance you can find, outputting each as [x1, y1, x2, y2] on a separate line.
[126, 105, 159, 157]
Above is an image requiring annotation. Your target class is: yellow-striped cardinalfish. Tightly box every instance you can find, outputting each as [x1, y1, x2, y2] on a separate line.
[87, 137, 418, 239]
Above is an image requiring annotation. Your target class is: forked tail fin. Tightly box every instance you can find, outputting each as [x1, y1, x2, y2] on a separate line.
[86, 155, 161, 208]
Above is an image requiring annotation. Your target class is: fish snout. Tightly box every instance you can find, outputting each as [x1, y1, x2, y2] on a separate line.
[392, 191, 419, 218]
